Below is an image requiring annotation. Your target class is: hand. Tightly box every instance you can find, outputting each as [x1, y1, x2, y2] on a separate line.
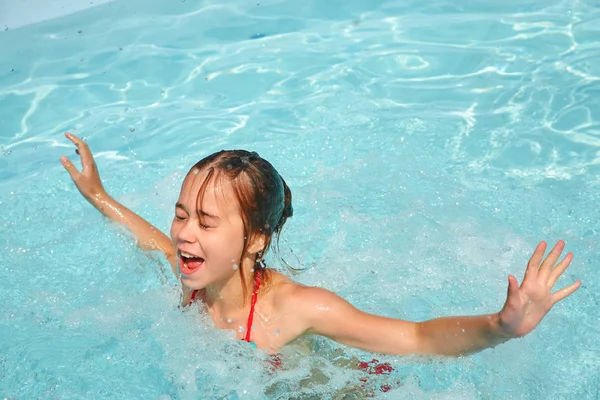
[498, 240, 581, 338]
[60, 132, 107, 201]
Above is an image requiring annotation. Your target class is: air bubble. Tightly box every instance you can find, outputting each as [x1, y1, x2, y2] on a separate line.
[232, 264, 238, 270]
[227, 318, 232, 324]
[274, 329, 280, 336]
[129, 127, 135, 132]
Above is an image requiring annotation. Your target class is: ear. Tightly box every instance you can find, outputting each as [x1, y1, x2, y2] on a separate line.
[246, 232, 267, 255]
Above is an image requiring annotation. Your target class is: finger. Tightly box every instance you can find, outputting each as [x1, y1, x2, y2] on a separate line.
[65, 132, 94, 170]
[548, 252, 574, 287]
[60, 156, 82, 180]
[524, 241, 546, 282]
[539, 240, 565, 281]
[551, 280, 582, 304]
[65, 131, 82, 146]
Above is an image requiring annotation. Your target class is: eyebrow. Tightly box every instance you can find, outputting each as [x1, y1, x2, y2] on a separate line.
[199, 210, 220, 220]
[175, 203, 220, 220]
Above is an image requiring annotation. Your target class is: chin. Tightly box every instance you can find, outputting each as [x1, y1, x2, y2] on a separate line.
[180, 275, 207, 290]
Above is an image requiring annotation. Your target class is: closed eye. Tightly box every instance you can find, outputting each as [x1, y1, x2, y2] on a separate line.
[199, 221, 213, 230]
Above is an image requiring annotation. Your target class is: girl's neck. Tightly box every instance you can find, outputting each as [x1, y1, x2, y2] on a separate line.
[204, 259, 256, 314]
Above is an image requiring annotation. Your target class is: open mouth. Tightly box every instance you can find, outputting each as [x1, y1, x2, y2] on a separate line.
[179, 251, 205, 275]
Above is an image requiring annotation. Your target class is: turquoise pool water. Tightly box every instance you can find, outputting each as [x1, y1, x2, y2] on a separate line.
[1, 0, 599, 398]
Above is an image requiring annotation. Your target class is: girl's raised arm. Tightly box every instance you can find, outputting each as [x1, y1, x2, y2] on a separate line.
[61, 132, 177, 276]
[293, 240, 581, 357]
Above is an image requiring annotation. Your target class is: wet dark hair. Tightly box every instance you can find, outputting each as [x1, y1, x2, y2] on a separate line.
[185, 150, 293, 299]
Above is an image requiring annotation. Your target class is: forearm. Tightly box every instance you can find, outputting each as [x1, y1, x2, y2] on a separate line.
[417, 313, 512, 357]
[88, 192, 175, 260]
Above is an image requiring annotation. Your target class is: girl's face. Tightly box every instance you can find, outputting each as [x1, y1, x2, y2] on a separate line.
[169, 169, 247, 290]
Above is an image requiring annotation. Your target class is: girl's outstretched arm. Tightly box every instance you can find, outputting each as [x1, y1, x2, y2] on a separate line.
[291, 240, 581, 357]
[61, 132, 177, 276]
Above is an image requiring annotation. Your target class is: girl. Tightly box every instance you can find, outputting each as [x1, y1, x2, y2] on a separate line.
[60, 132, 581, 356]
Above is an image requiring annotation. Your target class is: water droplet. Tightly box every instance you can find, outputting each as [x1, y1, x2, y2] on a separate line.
[227, 318, 232, 324]
[274, 329, 280, 336]
[461, 329, 465, 333]
[119, 47, 123, 51]
[4, 25, 9, 31]
[192, 168, 199, 175]
[78, 30, 82, 34]
[232, 264, 238, 270]
[10, 68, 14, 72]
[129, 127, 135, 132]
[239, 326, 244, 333]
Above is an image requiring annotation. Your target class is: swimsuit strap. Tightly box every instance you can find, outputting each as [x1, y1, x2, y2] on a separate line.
[244, 268, 262, 342]
[189, 289, 198, 305]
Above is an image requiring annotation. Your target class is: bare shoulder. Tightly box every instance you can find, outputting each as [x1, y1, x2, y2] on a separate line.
[266, 270, 350, 319]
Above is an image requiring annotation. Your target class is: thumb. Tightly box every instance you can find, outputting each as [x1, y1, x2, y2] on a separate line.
[507, 274, 520, 299]
[61, 156, 81, 180]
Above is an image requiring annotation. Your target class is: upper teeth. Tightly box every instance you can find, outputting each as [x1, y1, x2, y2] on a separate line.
[181, 252, 197, 258]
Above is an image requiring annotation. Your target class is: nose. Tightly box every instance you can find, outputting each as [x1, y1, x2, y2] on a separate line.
[177, 219, 199, 244]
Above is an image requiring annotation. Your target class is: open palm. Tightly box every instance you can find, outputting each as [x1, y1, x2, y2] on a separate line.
[498, 240, 581, 338]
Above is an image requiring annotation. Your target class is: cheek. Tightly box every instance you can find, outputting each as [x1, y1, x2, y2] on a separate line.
[211, 226, 246, 262]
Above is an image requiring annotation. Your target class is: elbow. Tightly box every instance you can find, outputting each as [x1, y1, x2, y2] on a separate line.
[413, 322, 437, 356]
[414, 322, 465, 358]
